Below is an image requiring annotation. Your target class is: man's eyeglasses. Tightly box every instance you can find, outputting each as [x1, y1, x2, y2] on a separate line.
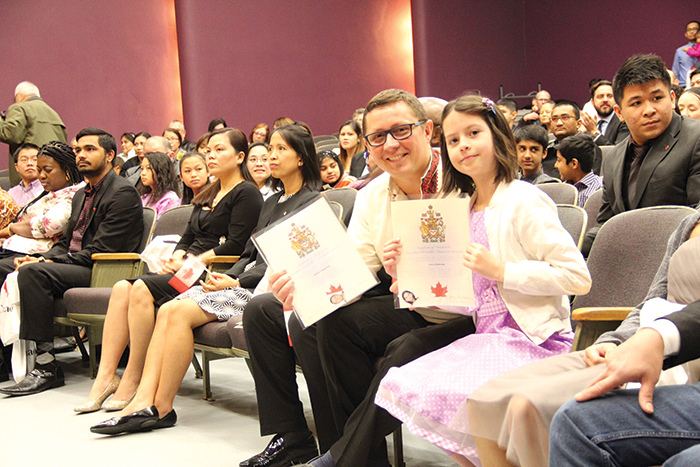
[364, 120, 426, 147]
[551, 115, 575, 123]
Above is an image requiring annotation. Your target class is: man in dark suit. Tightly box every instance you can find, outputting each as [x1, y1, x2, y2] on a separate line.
[582, 54, 700, 255]
[549, 298, 700, 465]
[0, 127, 143, 396]
[580, 80, 630, 146]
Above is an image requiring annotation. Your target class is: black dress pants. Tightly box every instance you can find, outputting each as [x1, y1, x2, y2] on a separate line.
[243, 292, 340, 452]
[17, 261, 92, 342]
[291, 295, 476, 466]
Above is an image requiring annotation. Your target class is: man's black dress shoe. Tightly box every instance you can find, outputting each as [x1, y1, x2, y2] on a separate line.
[239, 433, 318, 467]
[0, 365, 64, 396]
[90, 405, 177, 435]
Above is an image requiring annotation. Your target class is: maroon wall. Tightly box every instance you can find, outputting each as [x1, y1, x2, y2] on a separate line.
[174, 0, 415, 139]
[412, 0, 526, 103]
[0, 1, 182, 170]
[414, 0, 699, 108]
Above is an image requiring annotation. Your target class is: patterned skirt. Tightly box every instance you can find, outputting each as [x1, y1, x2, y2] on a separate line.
[175, 285, 253, 321]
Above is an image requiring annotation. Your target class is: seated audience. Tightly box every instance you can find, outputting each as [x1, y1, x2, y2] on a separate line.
[8, 143, 42, 206]
[90, 123, 321, 435]
[513, 125, 557, 184]
[582, 54, 700, 255]
[247, 142, 275, 199]
[520, 90, 551, 123]
[580, 79, 630, 146]
[75, 128, 263, 413]
[419, 96, 449, 148]
[168, 120, 195, 152]
[554, 134, 603, 207]
[538, 100, 555, 138]
[318, 150, 356, 190]
[208, 118, 227, 133]
[496, 98, 518, 129]
[274, 117, 294, 130]
[369, 95, 590, 467]
[0, 127, 144, 396]
[121, 131, 150, 178]
[126, 136, 173, 187]
[250, 123, 270, 143]
[195, 132, 211, 155]
[337, 119, 366, 177]
[352, 107, 365, 126]
[163, 127, 185, 161]
[118, 132, 136, 160]
[0, 141, 84, 256]
[138, 151, 181, 218]
[468, 208, 700, 467]
[547, 100, 602, 177]
[179, 152, 210, 204]
[690, 68, 700, 88]
[678, 87, 700, 119]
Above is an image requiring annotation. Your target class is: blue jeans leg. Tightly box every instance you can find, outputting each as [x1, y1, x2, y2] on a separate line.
[550, 383, 700, 467]
[663, 444, 700, 467]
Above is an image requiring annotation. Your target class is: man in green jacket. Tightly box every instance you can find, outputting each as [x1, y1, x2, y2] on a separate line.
[0, 82, 67, 185]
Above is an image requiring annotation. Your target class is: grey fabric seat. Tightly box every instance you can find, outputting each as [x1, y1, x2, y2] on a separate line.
[556, 204, 588, 250]
[582, 188, 604, 232]
[537, 182, 577, 205]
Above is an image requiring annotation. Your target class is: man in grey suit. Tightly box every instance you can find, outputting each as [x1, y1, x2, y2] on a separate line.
[580, 79, 630, 146]
[582, 53, 700, 255]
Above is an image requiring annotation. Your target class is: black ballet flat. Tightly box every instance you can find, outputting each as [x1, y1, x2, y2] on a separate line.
[90, 405, 159, 435]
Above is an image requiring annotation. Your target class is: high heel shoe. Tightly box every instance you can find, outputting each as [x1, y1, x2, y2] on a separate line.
[102, 391, 136, 412]
[74, 375, 120, 413]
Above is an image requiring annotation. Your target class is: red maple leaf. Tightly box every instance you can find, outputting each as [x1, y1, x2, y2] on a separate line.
[431, 281, 448, 297]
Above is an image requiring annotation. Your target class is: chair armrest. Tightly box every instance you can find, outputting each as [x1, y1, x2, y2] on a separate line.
[572, 307, 634, 322]
[91, 253, 141, 261]
[209, 256, 240, 264]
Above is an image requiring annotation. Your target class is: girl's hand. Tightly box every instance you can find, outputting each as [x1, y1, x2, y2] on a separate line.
[161, 256, 186, 274]
[463, 243, 505, 282]
[269, 269, 294, 310]
[200, 272, 240, 292]
[382, 238, 402, 280]
[583, 342, 618, 367]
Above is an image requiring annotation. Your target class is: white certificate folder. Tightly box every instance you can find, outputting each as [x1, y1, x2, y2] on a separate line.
[252, 196, 379, 328]
[391, 197, 474, 309]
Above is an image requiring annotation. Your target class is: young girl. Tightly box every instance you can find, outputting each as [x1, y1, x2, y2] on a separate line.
[318, 150, 356, 190]
[77, 128, 263, 414]
[337, 120, 366, 178]
[89, 123, 322, 435]
[179, 152, 209, 204]
[374, 95, 591, 466]
[138, 152, 181, 218]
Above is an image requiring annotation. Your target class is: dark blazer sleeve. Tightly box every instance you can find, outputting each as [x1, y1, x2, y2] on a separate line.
[44, 172, 143, 267]
[663, 300, 700, 368]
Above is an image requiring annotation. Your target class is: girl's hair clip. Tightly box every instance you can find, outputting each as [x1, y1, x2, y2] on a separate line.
[482, 97, 497, 115]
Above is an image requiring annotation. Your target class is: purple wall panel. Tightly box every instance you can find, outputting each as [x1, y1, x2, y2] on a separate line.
[0, 1, 182, 170]
[175, 0, 414, 138]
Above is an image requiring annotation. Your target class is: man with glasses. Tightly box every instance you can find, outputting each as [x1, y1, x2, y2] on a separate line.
[239, 89, 474, 467]
[672, 21, 699, 87]
[546, 100, 602, 177]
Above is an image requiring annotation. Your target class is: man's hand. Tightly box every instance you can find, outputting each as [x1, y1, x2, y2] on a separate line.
[14, 256, 45, 269]
[269, 269, 294, 310]
[200, 272, 240, 292]
[580, 112, 598, 135]
[582, 342, 618, 366]
[576, 328, 665, 414]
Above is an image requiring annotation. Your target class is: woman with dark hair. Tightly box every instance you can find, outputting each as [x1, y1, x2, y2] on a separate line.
[195, 132, 211, 155]
[121, 132, 151, 178]
[337, 119, 367, 178]
[318, 150, 356, 190]
[0, 141, 84, 257]
[163, 128, 185, 161]
[247, 142, 275, 199]
[118, 132, 136, 161]
[678, 87, 700, 120]
[250, 123, 270, 143]
[179, 152, 209, 204]
[207, 118, 227, 133]
[138, 152, 181, 218]
[77, 128, 263, 414]
[90, 123, 322, 435]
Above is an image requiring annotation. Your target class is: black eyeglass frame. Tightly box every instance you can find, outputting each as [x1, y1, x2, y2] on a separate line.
[364, 120, 427, 147]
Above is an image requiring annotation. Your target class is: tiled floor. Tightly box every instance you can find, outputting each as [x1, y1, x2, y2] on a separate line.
[1, 350, 457, 466]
